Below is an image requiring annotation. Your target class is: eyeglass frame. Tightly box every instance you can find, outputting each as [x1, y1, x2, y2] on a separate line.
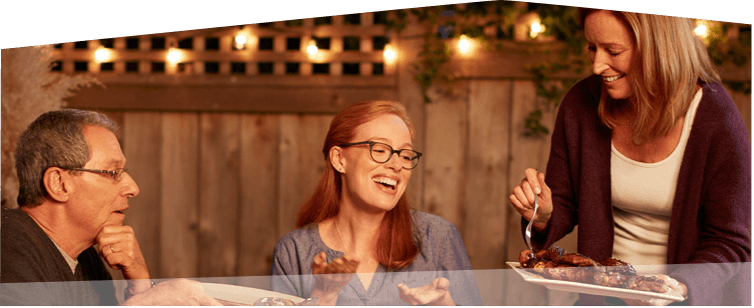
[66, 168, 128, 181]
[337, 141, 423, 169]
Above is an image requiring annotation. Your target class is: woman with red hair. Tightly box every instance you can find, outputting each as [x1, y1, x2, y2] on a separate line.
[271, 100, 482, 305]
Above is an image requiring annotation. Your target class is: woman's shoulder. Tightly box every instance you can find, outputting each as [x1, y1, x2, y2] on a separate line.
[275, 223, 319, 249]
[696, 82, 748, 139]
[411, 210, 460, 236]
[700, 82, 739, 115]
[561, 74, 602, 107]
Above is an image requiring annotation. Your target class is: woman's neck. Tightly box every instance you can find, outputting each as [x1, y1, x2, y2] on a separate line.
[333, 205, 383, 256]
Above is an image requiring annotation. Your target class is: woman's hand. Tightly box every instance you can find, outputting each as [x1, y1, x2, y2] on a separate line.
[622, 274, 688, 306]
[397, 277, 455, 306]
[309, 252, 359, 305]
[509, 168, 553, 231]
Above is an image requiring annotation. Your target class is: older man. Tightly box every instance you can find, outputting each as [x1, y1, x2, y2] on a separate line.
[1, 109, 219, 305]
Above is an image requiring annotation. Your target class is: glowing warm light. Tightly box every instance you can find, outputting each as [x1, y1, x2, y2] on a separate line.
[307, 41, 318, 55]
[167, 48, 182, 63]
[694, 24, 708, 38]
[458, 35, 471, 54]
[530, 20, 546, 38]
[94, 47, 111, 63]
[383, 44, 396, 61]
[234, 33, 248, 50]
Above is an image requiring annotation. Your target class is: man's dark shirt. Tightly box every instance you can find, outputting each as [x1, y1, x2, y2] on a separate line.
[1, 206, 117, 305]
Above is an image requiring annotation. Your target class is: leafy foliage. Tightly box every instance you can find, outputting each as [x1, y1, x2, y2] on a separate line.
[387, 1, 750, 138]
[1, 46, 99, 208]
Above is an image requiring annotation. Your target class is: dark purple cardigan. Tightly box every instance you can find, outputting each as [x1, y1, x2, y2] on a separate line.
[527, 75, 751, 305]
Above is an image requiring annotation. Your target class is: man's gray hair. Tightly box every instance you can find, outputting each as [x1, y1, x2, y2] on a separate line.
[15, 109, 119, 207]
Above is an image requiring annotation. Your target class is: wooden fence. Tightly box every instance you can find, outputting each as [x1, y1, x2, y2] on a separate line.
[47, 9, 751, 305]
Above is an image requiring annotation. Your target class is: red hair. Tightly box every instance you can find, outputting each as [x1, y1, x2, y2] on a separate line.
[295, 100, 419, 269]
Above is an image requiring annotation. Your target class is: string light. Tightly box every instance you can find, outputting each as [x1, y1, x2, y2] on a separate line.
[694, 23, 709, 39]
[234, 26, 249, 50]
[307, 40, 318, 55]
[458, 35, 471, 54]
[167, 48, 182, 63]
[530, 20, 546, 39]
[383, 44, 396, 61]
[94, 46, 111, 63]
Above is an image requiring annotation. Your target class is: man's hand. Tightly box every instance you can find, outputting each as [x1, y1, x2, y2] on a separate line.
[96, 225, 151, 294]
[397, 277, 455, 306]
[122, 279, 222, 306]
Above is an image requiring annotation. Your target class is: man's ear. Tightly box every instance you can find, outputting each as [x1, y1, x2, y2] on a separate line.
[329, 146, 346, 173]
[43, 167, 71, 203]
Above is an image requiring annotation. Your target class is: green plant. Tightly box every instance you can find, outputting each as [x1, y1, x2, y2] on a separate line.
[386, 1, 750, 137]
[394, 1, 523, 102]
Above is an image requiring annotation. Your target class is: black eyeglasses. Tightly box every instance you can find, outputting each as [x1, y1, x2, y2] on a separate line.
[338, 141, 422, 170]
[67, 168, 128, 181]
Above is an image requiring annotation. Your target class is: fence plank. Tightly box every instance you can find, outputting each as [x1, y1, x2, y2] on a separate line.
[160, 113, 200, 278]
[465, 80, 511, 271]
[198, 113, 240, 278]
[396, 36, 426, 211]
[422, 81, 468, 228]
[277, 115, 333, 238]
[122, 112, 162, 280]
[238, 114, 280, 278]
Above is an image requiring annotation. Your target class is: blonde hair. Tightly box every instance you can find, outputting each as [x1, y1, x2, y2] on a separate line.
[580, 9, 721, 144]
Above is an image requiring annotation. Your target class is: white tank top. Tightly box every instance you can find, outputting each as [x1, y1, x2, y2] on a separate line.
[610, 88, 703, 274]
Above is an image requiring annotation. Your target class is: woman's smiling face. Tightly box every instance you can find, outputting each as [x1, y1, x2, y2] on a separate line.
[337, 114, 413, 213]
[585, 10, 636, 100]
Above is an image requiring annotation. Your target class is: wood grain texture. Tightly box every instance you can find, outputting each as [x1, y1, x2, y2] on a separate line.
[122, 112, 162, 279]
[67, 84, 396, 114]
[238, 114, 280, 278]
[160, 113, 200, 278]
[198, 113, 241, 278]
[422, 81, 468, 228]
[396, 36, 426, 211]
[277, 115, 333, 238]
[464, 80, 511, 270]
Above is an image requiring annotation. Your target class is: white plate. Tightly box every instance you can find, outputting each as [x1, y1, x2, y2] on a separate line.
[202, 283, 305, 305]
[506, 262, 685, 302]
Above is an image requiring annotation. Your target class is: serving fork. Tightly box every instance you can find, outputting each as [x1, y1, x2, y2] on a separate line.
[525, 194, 539, 251]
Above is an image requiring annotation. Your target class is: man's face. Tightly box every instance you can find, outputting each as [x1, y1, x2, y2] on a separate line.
[67, 125, 139, 240]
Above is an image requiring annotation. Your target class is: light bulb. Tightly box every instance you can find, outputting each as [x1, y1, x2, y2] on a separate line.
[694, 24, 708, 38]
[530, 21, 545, 38]
[307, 41, 318, 55]
[458, 35, 470, 54]
[94, 47, 111, 63]
[234, 33, 248, 50]
[383, 44, 396, 61]
[167, 48, 182, 63]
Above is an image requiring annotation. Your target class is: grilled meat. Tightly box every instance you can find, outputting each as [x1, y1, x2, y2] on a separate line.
[518, 246, 666, 293]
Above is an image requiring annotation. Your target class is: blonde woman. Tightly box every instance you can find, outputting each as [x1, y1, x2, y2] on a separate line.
[509, 9, 750, 306]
